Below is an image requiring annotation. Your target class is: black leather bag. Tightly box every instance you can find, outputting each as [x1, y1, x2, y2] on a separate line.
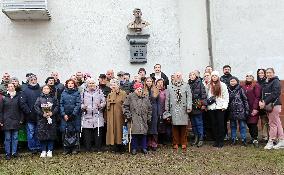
[207, 96, 216, 105]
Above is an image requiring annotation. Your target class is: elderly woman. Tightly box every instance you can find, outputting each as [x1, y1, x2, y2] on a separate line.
[106, 79, 127, 153]
[188, 71, 207, 147]
[165, 72, 192, 152]
[81, 78, 106, 152]
[60, 79, 81, 155]
[0, 83, 23, 160]
[123, 82, 152, 155]
[259, 68, 284, 149]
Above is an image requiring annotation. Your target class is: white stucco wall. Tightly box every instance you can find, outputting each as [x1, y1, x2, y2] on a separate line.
[210, 0, 284, 79]
[0, 0, 210, 83]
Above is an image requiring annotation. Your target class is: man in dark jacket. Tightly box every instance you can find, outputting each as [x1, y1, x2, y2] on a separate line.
[0, 73, 11, 95]
[220, 65, 233, 140]
[51, 72, 65, 97]
[21, 73, 34, 91]
[220, 65, 233, 87]
[98, 74, 111, 98]
[150, 64, 169, 88]
[120, 73, 132, 94]
[20, 74, 41, 153]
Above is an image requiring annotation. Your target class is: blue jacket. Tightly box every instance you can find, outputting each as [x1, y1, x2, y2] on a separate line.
[60, 88, 81, 132]
[20, 84, 41, 122]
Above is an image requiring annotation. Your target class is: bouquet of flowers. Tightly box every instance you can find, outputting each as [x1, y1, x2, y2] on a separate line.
[192, 99, 204, 110]
[41, 102, 53, 124]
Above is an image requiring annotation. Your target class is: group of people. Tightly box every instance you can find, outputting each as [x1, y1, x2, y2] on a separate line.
[0, 63, 283, 160]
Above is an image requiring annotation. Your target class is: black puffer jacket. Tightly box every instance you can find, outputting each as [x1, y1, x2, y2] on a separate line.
[34, 94, 59, 141]
[188, 78, 207, 115]
[220, 74, 233, 87]
[228, 84, 250, 120]
[0, 93, 24, 130]
[262, 76, 282, 106]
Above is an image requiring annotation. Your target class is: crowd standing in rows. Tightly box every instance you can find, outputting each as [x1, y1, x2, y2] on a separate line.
[0, 64, 283, 160]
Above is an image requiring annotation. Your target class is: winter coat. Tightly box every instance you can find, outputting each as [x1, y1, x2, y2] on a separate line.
[34, 94, 59, 141]
[165, 81, 192, 125]
[207, 82, 229, 110]
[123, 92, 152, 135]
[120, 80, 132, 95]
[81, 88, 106, 128]
[188, 78, 207, 115]
[228, 85, 250, 121]
[99, 84, 111, 98]
[20, 84, 41, 122]
[146, 87, 160, 135]
[242, 82, 261, 124]
[0, 82, 8, 95]
[106, 89, 127, 145]
[150, 72, 170, 88]
[0, 93, 23, 130]
[60, 88, 81, 132]
[55, 80, 65, 96]
[157, 89, 169, 134]
[220, 74, 233, 87]
[262, 76, 282, 106]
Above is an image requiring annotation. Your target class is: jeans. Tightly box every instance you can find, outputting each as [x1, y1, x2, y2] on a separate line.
[191, 114, 204, 140]
[26, 122, 41, 151]
[4, 130, 18, 156]
[131, 134, 147, 150]
[230, 120, 247, 141]
[40, 140, 54, 152]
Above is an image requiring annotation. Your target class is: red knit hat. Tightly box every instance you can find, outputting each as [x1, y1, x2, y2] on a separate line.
[133, 82, 143, 89]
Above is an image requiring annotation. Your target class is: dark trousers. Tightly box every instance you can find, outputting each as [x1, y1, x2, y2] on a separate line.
[131, 134, 147, 150]
[208, 110, 225, 146]
[82, 127, 103, 151]
[247, 123, 258, 141]
[203, 111, 213, 140]
[172, 125, 188, 146]
[224, 110, 230, 136]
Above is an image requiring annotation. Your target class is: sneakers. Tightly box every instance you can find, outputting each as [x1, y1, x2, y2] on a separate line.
[253, 140, 259, 148]
[46, 151, 53, 157]
[264, 140, 274, 150]
[273, 139, 284, 149]
[40, 151, 47, 158]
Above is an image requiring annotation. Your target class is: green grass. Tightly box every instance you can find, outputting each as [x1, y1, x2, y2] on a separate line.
[0, 144, 284, 175]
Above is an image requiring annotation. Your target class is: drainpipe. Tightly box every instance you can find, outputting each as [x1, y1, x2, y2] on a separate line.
[206, 0, 214, 68]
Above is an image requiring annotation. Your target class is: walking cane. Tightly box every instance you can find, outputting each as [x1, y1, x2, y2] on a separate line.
[97, 111, 100, 137]
[128, 120, 132, 153]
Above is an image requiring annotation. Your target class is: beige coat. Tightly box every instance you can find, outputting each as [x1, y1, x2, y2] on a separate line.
[106, 89, 127, 145]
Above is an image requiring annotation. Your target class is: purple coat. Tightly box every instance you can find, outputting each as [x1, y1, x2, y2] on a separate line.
[242, 82, 261, 124]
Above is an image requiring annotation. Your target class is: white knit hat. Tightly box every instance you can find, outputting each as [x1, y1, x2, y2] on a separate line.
[211, 71, 220, 77]
[246, 71, 254, 77]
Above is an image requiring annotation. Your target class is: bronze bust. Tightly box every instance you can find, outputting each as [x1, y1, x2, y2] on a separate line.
[127, 8, 150, 33]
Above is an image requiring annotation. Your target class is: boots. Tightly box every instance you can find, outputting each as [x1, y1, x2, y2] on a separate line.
[192, 135, 199, 146]
[197, 139, 204, 148]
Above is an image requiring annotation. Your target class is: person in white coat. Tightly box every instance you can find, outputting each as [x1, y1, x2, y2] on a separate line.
[81, 78, 106, 152]
[207, 71, 229, 148]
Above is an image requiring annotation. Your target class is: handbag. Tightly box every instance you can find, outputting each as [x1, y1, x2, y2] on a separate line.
[63, 123, 79, 147]
[262, 91, 279, 113]
[207, 96, 216, 105]
[265, 98, 278, 113]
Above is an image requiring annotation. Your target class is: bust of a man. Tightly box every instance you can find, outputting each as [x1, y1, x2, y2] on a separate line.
[127, 8, 150, 33]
